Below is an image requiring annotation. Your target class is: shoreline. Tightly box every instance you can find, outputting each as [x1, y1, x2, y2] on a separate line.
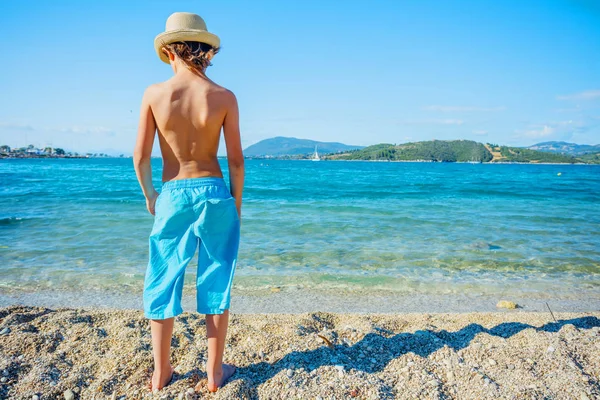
[4, 156, 597, 165]
[0, 306, 598, 399]
[247, 158, 598, 165]
[2, 289, 599, 314]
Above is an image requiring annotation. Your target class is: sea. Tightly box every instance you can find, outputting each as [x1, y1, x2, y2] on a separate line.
[1, 158, 599, 313]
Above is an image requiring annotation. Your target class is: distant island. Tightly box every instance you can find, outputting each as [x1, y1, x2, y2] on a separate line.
[0, 145, 123, 159]
[245, 138, 600, 164]
[244, 136, 363, 158]
[527, 141, 600, 156]
[329, 140, 593, 163]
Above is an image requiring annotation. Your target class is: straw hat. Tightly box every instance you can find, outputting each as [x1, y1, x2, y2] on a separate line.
[154, 12, 220, 64]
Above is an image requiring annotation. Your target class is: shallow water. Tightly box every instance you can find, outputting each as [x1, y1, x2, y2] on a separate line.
[1, 158, 599, 306]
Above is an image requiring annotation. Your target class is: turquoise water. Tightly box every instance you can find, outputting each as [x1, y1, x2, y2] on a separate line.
[1, 158, 599, 302]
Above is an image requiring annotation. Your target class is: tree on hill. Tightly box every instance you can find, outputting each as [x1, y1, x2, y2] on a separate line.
[336, 140, 492, 162]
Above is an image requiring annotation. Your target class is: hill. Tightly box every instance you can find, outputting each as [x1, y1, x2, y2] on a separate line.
[527, 141, 600, 156]
[328, 140, 583, 163]
[489, 145, 578, 163]
[329, 140, 492, 162]
[578, 152, 600, 164]
[244, 137, 363, 157]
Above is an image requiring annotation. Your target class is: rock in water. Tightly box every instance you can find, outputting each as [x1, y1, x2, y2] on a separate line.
[496, 300, 518, 309]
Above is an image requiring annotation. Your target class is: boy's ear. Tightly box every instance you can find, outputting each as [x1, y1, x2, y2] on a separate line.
[162, 47, 176, 62]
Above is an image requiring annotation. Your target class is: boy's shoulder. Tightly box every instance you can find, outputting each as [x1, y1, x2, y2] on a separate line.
[142, 80, 236, 105]
[141, 82, 165, 102]
[204, 81, 238, 108]
[205, 80, 235, 97]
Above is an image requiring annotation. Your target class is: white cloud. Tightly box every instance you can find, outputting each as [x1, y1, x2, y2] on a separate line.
[514, 119, 596, 141]
[58, 126, 115, 134]
[423, 105, 506, 112]
[522, 125, 555, 138]
[440, 119, 464, 125]
[472, 130, 488, 135]
[0, 123, 35, 131]
[398, 119, 465, 126]
[556, 90, 600, 101]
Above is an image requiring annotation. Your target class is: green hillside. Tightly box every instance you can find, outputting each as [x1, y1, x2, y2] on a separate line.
[578, 152, 600, 164]
[329, 140, 585, 163]
[495, 146, 577, 163]
[330, 140, 492, 162]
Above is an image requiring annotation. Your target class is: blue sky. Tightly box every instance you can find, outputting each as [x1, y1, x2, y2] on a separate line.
[0, 0, 599, 155]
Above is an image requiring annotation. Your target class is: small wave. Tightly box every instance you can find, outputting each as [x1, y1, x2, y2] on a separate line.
[0, 217, 25, 225]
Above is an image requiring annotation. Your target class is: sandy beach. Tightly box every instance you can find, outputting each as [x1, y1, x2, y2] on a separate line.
[0, 306, 598, 399]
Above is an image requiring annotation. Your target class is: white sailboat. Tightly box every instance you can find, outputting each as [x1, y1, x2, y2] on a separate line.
[311, 145, 321, 161]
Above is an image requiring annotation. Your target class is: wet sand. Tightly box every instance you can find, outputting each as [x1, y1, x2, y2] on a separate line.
[0, 306, 599, 399]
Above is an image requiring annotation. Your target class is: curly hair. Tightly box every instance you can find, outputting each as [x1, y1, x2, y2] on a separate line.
[162, 41, 220, 74]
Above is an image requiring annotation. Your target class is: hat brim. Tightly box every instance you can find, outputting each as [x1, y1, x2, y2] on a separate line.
[154, 29, 220, 64]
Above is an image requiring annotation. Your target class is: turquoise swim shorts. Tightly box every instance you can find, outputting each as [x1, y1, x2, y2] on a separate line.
[143, 177, 240, 319]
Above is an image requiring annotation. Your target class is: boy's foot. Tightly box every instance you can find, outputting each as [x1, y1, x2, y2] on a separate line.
[206, 363, 236, 392]
[148, 366, 175, 392]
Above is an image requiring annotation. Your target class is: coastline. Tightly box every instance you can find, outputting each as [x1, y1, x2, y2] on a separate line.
[1, 306, 598, 399]
[3, 155, 597, 165]
[247, 157, 597, 165]
[2, 289, 600, 314]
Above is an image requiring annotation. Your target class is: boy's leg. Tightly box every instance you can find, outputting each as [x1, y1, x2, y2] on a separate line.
[144, 188, 198, 390]
[192, 186, 240, 391]
[206, 310, 236, 392]
[150, 318, 175, 390]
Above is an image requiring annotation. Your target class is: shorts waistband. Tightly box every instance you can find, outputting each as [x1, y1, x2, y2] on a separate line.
[161, 177, 227, 190]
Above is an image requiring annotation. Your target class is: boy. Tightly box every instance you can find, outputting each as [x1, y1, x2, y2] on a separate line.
[133, 12, 244, 392]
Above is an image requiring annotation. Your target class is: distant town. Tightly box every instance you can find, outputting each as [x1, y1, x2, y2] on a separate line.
[0, 145, 124, 159]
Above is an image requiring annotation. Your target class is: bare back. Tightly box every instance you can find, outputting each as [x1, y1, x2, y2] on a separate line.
[148, 75, 232, 182]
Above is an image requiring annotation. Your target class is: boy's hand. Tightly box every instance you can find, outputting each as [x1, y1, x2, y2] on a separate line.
[146, 190, 159, 216]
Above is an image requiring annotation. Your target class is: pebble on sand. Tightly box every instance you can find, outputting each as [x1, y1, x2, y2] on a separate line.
[0, 327, 10, 336]
[63, 389, 75, 400]
[496, 300, 518, 309]
[2, 306, 600, 399]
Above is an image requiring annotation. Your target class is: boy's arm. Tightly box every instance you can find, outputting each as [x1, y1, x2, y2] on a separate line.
[223, 91, 244, 219]
[133, 87, 159, 215]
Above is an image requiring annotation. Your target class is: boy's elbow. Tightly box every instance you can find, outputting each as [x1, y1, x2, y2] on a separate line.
[228, 155, 245, 169]
[133, 151, 150, 166]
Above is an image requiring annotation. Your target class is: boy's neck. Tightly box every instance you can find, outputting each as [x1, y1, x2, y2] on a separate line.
[173, 60, 207, 79]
